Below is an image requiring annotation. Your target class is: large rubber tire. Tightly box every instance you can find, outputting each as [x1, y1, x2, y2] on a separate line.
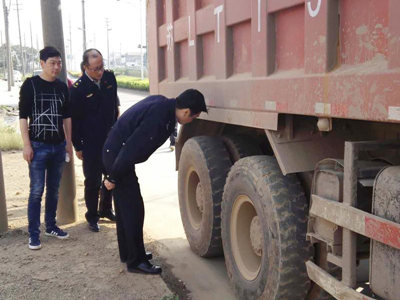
[178, 136, 232, 257]
[222, 156, 312, 299]
[221, 135, 263, 163]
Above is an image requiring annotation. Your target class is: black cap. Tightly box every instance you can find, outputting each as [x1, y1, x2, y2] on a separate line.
[176, 89, 208, 115]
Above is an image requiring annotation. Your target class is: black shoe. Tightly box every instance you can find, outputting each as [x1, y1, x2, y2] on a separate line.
[121, 252, 152, 263]
[88, 222, 100, 232]
[99, 211, 116, 222]
[127, 261, 162, 275]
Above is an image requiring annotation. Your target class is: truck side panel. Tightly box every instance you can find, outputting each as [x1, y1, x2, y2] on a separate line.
[147, 0, 400, 124]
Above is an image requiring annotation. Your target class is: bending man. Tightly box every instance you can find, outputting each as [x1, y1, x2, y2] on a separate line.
[103, 89, 207, 274]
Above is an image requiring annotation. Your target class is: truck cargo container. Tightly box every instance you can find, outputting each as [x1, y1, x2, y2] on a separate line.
[147, 0, 400, 299]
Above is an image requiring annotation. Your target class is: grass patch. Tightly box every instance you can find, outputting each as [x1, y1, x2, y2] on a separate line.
[116, 76, 149, 91]
[0, 125, 23, 151]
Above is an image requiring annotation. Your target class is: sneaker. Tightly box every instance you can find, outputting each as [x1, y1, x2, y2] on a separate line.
[28, 237, 42, 250]
[45, 226, 69, 239]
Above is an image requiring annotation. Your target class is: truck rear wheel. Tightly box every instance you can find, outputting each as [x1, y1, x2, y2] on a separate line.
[222, 156, 312, 299]
[221, 135, 263, 163]
[178, 136, 232, 257]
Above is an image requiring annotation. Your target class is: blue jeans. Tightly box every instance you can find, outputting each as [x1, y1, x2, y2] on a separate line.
[28, 141, 66, 238]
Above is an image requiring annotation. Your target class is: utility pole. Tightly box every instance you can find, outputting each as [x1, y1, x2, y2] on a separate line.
[2, 0, 12, 91]
[69, 18, 72, 70]
[120, 42, 122, 66]
[105, 18, 112, 69]
[139, 0, 144, 79]
[16, 0, 25, 77]
[24, 33, 27, 74]
[0, 30, 4, 79]
[30, 22, 34, 73]
[35, 34, 39, 70]
[81, 0, 86, 51]
[41, 0, 77, 224]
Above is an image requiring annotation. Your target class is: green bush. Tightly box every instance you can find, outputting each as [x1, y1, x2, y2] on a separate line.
[67, 71, 149, 91]
[69, 71, 82, 78]
[116, 76, 149, 91]
[113, 68, 148, 78]
[0, 125, 23, 151]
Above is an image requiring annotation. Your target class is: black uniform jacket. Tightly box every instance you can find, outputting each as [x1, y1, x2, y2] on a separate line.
[103, 95, 176, 183]
[70, 70, 119, 155]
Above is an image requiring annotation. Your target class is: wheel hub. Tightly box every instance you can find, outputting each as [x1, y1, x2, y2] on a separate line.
[231, 195, 262, 281]
[250, 216, 262, 257]
[186, 169, 202, 230]
[196, 183, 204, 213]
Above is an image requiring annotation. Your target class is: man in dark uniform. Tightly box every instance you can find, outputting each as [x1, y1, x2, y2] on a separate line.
[70, 49, 119, 232]
[102, 89, 207, 274]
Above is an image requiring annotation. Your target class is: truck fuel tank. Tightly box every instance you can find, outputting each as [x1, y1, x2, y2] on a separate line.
[370, 166, 400, 300]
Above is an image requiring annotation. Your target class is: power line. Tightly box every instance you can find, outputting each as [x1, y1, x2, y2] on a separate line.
[2, 0, 13, 90]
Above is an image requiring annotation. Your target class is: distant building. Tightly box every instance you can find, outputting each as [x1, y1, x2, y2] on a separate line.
[124, 52, 140, 68]
[121, 50, 147, 69]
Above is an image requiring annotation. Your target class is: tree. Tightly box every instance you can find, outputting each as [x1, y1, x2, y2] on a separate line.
[0, 44, 39, 76]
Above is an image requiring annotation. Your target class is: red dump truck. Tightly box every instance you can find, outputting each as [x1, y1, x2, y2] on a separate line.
[147, 0, 400, 299]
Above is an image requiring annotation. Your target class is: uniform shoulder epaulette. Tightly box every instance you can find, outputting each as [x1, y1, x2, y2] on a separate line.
[73, 79, 82, 88]
[105, 69, 114, 74]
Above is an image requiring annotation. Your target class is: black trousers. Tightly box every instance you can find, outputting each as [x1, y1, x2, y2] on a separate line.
[113, 168, 146, 267]
[82, 152, 112, 223]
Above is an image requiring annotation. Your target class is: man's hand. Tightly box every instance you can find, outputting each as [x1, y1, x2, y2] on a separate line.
[75, 150, 83, 160]
[66, 142, 73, 162]
[104, 179, 115, 191]
[23, 144, 33, 164]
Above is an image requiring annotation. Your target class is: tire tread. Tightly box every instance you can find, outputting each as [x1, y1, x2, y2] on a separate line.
[222, 155, 312, 299]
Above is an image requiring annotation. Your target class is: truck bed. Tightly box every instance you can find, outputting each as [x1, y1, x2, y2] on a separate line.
[147, 0, 400, 128]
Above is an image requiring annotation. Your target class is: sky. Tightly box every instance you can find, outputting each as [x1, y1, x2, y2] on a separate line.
[0, 0, 146, 71]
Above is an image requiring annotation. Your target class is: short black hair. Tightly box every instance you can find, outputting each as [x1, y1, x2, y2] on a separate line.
[39, 46, 61, 62]
[176, 89, 207, 115]
[81, 48, 103, 72]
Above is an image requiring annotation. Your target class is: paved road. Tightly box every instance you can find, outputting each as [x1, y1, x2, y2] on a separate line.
[0, 80, 21, 107]
[118, 87, 149, 111]
[137, 147, 235, 300]
[118, 88, 236, 300]
[0, 80, 236, 300]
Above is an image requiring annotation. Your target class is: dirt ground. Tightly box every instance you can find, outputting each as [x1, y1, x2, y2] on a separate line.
[0, 151, 182, 300]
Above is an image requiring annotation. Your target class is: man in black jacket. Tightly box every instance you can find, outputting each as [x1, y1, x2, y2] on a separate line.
[102, 89, 207, 274]
[70, 49, 119, 232]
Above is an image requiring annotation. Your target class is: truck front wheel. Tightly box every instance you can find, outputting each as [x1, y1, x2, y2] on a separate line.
[222, 156, 312, 299]
[178, 136, 232, 257]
